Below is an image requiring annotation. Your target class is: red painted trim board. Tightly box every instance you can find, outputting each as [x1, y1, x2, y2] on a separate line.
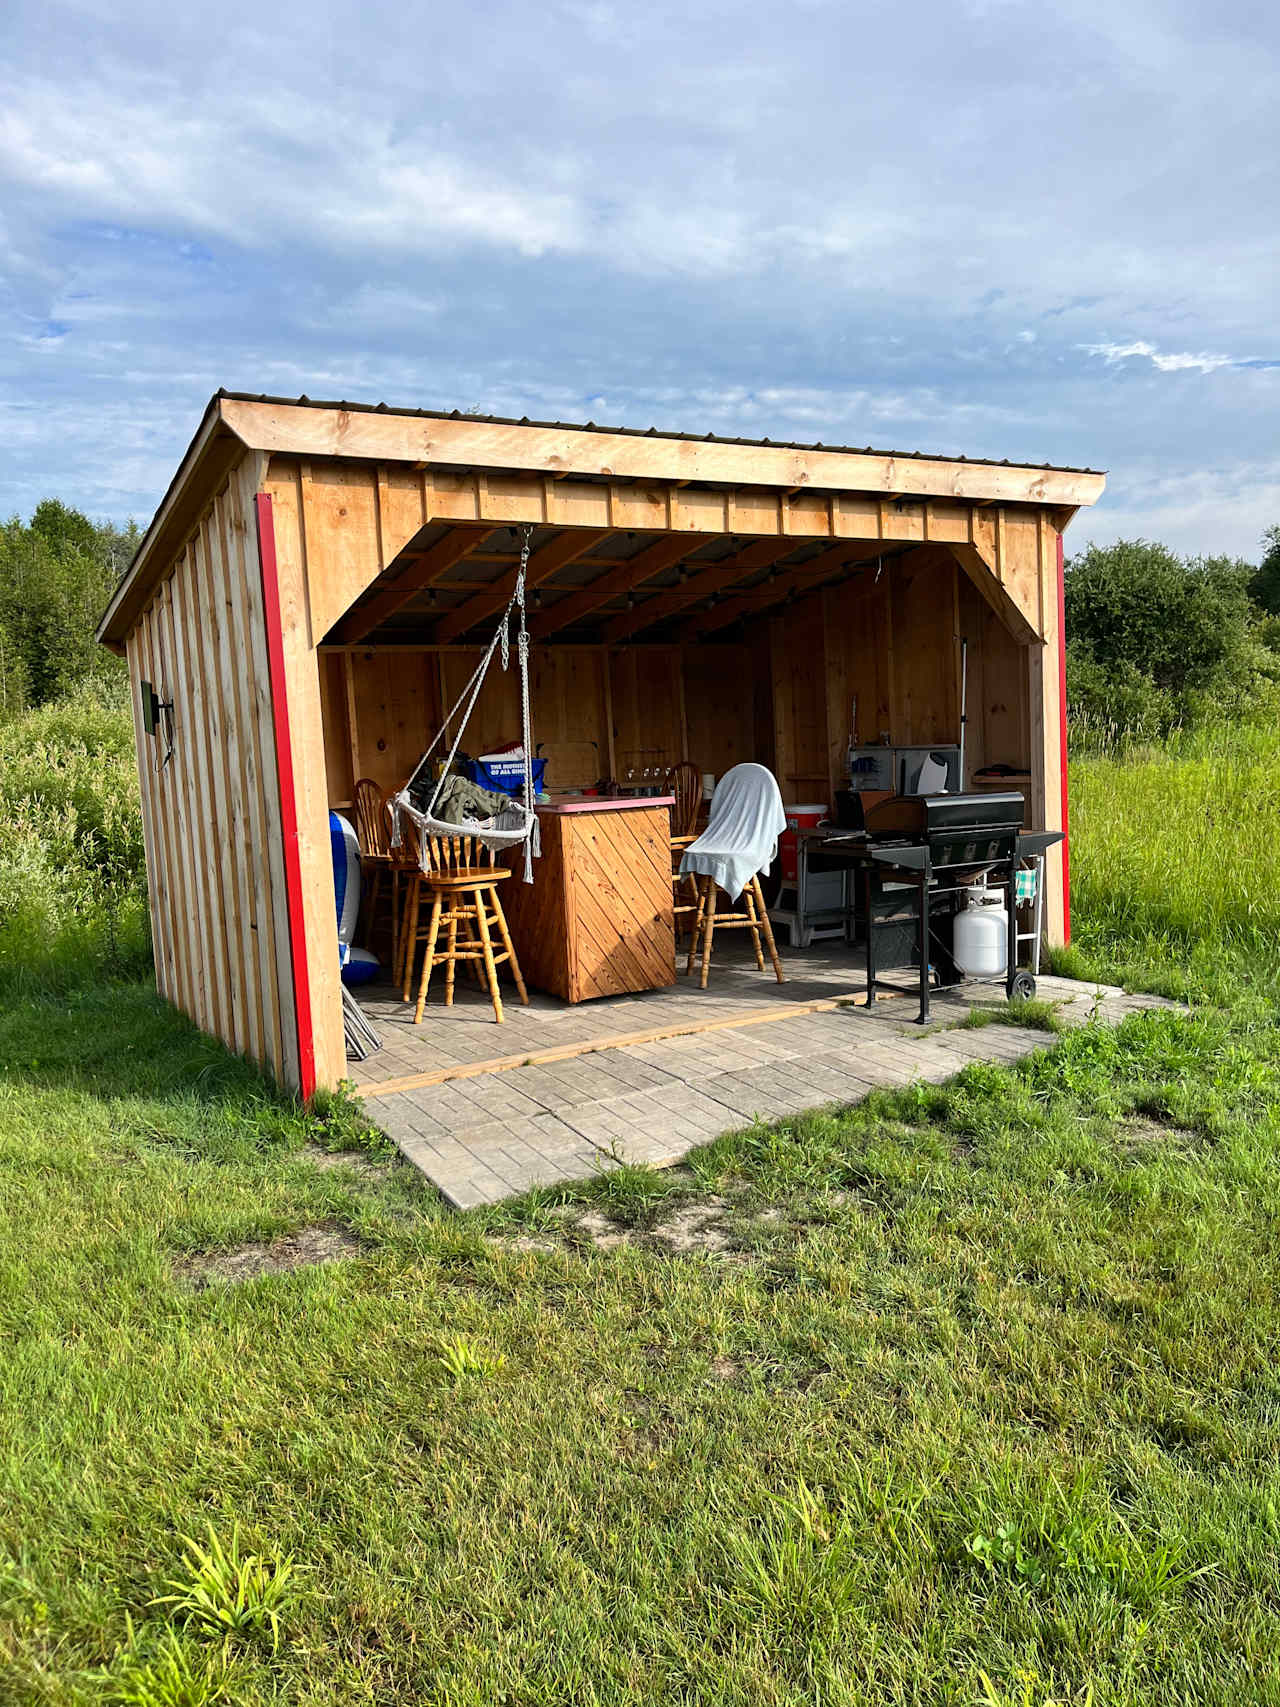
[255, 492, 317, 1100]
[1056, 530, 1071, 943]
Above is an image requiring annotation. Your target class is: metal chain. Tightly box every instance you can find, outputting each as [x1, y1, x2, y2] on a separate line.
[501, 524, 531, 675]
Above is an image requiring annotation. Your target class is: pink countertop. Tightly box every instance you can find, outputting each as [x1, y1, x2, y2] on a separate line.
[538, 794, 675, 816]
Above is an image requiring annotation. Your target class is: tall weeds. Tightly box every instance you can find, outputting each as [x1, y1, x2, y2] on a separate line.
[1067, 713, 1280, 999]
[0, 686, 150, 994]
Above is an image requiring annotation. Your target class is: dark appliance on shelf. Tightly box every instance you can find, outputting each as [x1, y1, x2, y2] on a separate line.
[858, 791, 1063, 1023]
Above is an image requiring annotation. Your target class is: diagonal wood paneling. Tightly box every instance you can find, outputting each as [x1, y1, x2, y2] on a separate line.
[500, 806, 675, 1003]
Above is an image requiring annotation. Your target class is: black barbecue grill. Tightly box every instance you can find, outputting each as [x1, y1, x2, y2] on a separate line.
[855, 791, 1064, 1022]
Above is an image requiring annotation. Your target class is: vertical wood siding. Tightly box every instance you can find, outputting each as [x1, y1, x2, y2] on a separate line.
[262, 461, 349, 1092]
[126, 453, 299, 1086]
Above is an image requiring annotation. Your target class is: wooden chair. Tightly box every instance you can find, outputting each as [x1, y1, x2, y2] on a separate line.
[669, 761, 703, 838]
[399, 832, 529, 1025]
[390, 814, 422, 991]
[352, 779, 398, 958]
[353, 777, 389, 860]
[668, 760, 704, 937]
[685, 873, 785, 990]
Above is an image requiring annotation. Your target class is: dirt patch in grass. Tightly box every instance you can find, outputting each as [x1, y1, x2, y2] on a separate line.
[573, 1209, 631, 1251]
[175, 1221, 365, 1288]
[300, 1142, 395, 1183]
[649, 1200, 732, 1254]
[497, 1232, 562, 1254]
[1117, 1116, 1205, 1154]
[490, 1195, 788, 1261]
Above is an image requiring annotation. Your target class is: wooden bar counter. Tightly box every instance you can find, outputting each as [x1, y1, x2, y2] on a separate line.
[501, 797, 677, 1003]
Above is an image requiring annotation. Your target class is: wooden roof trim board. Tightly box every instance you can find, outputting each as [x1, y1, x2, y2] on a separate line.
[219, 396, 1105, 507]
[215, 391, 1103, 476]
[96, 400, 241, 653]
[98, 390, 1106, 650]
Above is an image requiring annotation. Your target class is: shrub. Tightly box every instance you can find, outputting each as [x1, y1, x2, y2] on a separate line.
[1065, 641, 1178, 746]
[1250, 524, 1280, 617]
[1064, 539, 1276, 740]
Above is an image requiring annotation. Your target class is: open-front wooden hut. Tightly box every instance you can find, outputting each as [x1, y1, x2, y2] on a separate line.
[98, 393, 1104, 1097]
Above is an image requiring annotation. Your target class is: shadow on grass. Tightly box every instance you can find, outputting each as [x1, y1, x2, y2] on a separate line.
[0, 978, 297, 1110]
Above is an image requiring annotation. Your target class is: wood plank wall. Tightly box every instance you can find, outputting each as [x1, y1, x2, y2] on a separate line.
[315, 547, 1029, 813]
[317, 643, 754, 801]
[262, 450, 1061, 649]
[764, 547, 1030, 799]
[124, 452, 297, 1086]
[262, 461, 354, 1091]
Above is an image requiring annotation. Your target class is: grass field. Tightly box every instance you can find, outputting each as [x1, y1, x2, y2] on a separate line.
[3, 713, 1280, 1706]
[1063, 721, 1280, 1006]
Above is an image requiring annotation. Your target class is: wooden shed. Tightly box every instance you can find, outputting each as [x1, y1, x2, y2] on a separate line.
[98, 392, 1104, 1098]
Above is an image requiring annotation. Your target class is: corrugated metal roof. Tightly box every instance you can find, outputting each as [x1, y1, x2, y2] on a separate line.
[216, 389, 1103, 477]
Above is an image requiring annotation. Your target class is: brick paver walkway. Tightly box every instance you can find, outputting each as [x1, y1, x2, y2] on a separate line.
[360, 973, 1169, 1209]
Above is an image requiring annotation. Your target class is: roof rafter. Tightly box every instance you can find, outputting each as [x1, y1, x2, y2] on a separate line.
[695, 543, 892, 635]
[602, 538, 802, 644]
[433, 528, 611, 644]
[527, 535, 699, 641]
[330, 525, 495, 643]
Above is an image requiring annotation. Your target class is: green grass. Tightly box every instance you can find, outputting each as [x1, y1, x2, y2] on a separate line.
[3, 716, 1280, 1704]
[1064, 717, 1280, 1004]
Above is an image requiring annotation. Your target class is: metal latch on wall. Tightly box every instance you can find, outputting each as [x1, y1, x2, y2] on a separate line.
[139, 680, 175, 769]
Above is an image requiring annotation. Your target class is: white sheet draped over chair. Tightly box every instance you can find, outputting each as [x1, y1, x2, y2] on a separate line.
[679, 763, 786, 988]
[678, 762, 787, 901]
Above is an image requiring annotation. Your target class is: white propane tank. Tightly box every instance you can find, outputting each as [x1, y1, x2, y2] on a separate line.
[953, 896, 1008, 977]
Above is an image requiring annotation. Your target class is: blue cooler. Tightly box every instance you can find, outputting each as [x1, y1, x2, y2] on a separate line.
[464, 754, 547, 796]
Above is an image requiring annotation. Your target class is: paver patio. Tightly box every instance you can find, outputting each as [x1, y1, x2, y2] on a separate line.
[348, 943, 1167, 1207]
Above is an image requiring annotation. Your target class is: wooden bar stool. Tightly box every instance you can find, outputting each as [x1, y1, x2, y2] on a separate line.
[671, 836, 700, 938]
[400, 832, 529, 1024]
[685, 873, 785, 990]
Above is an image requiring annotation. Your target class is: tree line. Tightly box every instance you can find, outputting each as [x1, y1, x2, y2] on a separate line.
[0, 501, 137, 717]
[1065, 528, 1280, 740]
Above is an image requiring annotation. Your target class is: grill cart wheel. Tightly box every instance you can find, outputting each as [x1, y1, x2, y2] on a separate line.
[1011, 970, 1036, 1001]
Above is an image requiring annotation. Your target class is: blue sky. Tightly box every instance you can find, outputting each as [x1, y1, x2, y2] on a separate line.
[3, 0, 1277, 558]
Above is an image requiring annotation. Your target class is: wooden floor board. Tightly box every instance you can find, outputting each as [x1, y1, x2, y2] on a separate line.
[346, 939, 938, 1096]
[358, 987, 881, 1098]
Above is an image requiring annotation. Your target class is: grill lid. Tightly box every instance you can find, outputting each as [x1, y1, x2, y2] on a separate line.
[863, 791, 1025, 840]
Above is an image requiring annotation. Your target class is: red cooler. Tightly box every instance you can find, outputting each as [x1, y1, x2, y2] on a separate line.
[779, 803, 828, 882]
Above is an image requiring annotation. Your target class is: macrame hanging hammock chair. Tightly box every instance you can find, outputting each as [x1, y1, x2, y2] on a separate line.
[390, 525, 541, 882]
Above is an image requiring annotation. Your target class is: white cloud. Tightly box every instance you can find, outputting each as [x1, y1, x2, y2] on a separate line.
[3, 0, 1280, 557]
[1080, 339, 1244, 375]
[0, 80, 586, 261]
[2, 5, 1278, 313]
[1077, 458, 1280, 561]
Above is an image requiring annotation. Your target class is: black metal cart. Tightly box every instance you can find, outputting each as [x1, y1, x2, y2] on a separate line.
[855, 792, 1064, 1024]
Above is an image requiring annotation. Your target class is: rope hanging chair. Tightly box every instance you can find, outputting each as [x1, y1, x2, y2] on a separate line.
[390, 525, 541, 882]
